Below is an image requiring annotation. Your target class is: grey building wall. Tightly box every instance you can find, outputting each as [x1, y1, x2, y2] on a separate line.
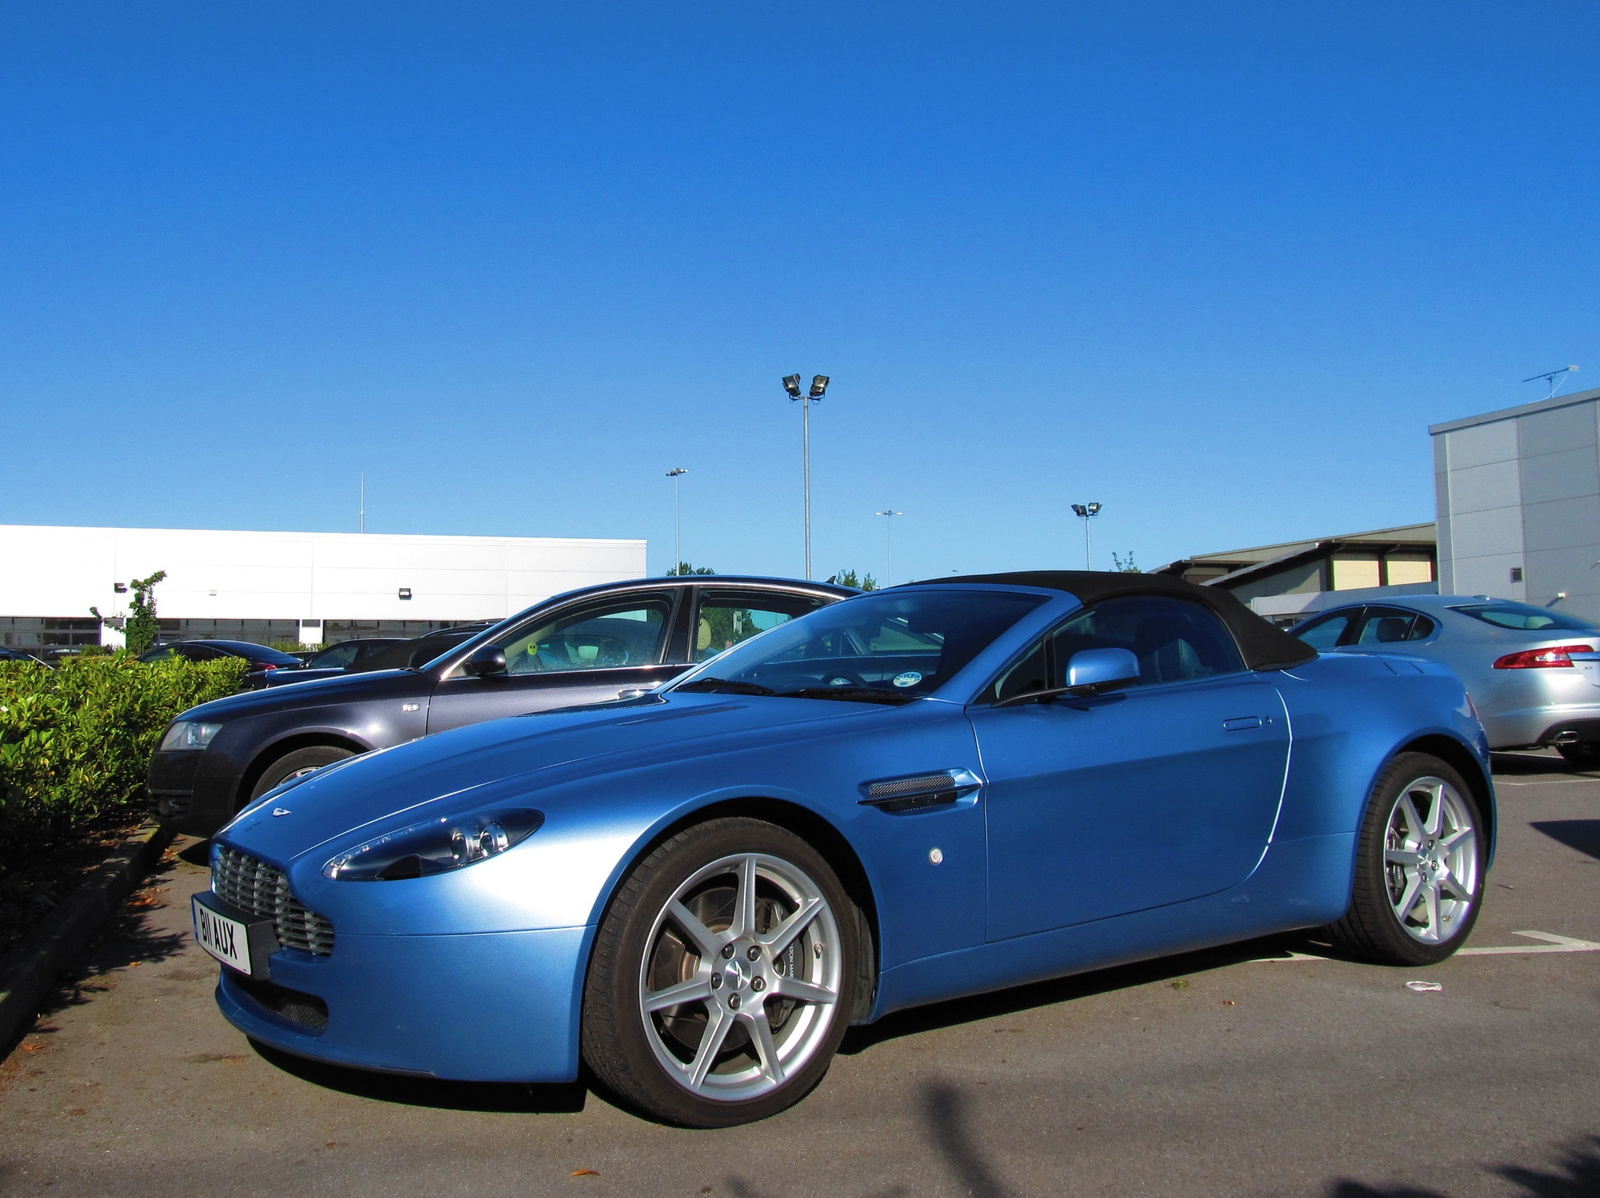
[1432, 387, 1600, 622]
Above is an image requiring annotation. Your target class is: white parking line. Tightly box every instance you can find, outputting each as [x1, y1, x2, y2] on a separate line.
[1494, 778, 1600, 786]
[1247, 930, 1600, 963]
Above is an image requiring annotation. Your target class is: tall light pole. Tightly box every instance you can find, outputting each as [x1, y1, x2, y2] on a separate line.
[876, 509, 902, 586]
[1071, 502, 1102, 569]
[782, 373, 830, 578]
[666, 468, 688, 575]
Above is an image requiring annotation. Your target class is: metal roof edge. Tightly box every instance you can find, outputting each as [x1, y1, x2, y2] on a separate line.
[1429, 386, 1600, 436]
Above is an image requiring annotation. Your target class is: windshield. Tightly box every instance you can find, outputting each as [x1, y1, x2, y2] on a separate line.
[1450, 602, 1599, 633]
[672, 588, 1047, 703]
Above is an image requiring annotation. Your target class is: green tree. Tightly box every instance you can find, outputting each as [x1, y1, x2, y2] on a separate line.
[1111, 552, 1141, 574]
[91, 569, 167, 655]
[829, 569, 878, 591]
[666, 562, 716, 576]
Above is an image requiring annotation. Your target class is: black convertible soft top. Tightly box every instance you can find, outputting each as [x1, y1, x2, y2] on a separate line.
[906, 570, 1317, 673]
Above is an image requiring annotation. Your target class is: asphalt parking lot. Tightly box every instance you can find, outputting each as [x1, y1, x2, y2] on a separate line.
[1, 750, 1596, 1198]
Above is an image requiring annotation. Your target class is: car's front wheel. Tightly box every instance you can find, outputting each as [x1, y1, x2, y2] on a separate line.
[1327, 752, 1485, 966]
[581, 818, 860, 1127]
[249, 745, 354, 801]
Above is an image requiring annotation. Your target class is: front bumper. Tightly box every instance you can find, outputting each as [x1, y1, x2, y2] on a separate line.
[215, 925, 593, 1082]
[148, 748, 241, 836]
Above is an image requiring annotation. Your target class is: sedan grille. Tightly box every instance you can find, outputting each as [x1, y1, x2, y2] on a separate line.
[212, 845, 335, 956]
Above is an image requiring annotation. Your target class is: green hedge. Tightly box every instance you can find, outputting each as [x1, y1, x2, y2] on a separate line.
[0, 654, 248, 868]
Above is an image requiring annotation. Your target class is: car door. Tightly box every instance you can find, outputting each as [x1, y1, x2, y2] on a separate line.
[425, 590, 682, 734]
[968, 595, 1290, 941]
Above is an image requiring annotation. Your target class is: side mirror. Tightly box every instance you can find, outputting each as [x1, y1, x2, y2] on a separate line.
[463, 645, 508, 678]
[1065, 647, 1139, 693]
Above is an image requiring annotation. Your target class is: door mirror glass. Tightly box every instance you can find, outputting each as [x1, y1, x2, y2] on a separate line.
[1065, 647, 1140, 692]
[463, 645, 508, 677]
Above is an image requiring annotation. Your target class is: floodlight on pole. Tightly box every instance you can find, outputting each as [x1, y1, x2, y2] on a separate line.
[876, 509, 902, 585]
[1523, 365, 1579, 400]
[1070, 502, 1102, 569]
[783, 372, 830, 578]
[666, 468, 688, 575]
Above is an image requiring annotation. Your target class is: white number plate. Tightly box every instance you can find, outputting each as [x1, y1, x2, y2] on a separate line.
[192, 895, 252, 974]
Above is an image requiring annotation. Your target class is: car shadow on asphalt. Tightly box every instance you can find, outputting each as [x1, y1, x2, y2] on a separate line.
[247, 1038, 589, 1113]
[838, 931, 1327, 1056]
[1530, 819, 1600, 861]
[1491, 750, 1594, 778]
[1327, 1134, 1600, 1197]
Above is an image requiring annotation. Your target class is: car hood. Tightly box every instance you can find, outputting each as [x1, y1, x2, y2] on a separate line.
[181, 668, 429, 720]
[222, 692, 916, 861]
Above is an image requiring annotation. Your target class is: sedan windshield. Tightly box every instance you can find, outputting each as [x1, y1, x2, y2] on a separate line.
[673, 588, 1046, 703]
[1450, 602, 1599, 633]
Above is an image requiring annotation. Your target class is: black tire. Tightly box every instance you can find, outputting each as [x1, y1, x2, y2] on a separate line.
[581, 818, 860, 1127]
[1556, 741, 1600, 768]
[1326, 752, 1485, 966]
[249, 745, 354, 801]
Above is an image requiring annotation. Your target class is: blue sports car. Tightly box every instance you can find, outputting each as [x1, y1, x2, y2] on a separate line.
[193, 572, 1494, 1126]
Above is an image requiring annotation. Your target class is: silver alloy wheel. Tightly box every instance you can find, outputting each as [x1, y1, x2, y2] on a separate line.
[637, 852, 843, 1103]
[1383, 775, 1479, 944]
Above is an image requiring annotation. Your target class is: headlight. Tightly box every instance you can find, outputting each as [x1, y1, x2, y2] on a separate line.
[160, 721, 222, 751]
[323, 807, 544, 881]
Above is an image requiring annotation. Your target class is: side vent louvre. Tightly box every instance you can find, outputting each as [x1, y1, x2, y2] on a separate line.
[859, 768, 981, 814]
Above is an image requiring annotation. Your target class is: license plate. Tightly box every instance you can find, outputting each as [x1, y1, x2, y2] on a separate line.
[192, 894, 252, 974]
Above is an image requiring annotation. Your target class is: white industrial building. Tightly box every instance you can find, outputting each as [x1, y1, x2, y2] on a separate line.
[0, 525, 648, 650]
[1432, 386, 1600, 624]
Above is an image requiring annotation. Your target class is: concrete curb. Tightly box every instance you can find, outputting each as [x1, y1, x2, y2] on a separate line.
[0, 820, 178, 1055]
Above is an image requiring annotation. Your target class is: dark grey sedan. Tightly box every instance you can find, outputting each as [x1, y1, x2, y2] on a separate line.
[148, 576, 854, 835]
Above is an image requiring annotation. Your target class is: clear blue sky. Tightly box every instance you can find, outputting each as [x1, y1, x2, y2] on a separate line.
[3, 2, 1597, 583]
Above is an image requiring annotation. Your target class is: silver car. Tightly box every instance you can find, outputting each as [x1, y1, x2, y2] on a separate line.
[1290, 595, 1600, 762]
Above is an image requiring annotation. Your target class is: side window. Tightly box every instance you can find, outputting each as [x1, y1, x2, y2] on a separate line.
[314, 643, 361, 669]
[1408, 615, 1437, 641]
[692, 591, 825, 663]
[1354, 607, 1421, 646]
[989, 639, 1049, 704]
[496, 595, 674, 675]
[1292, 609, 1360, 650]
[1049, 595, 1244, 688]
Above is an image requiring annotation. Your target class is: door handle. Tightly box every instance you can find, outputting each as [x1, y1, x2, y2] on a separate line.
[1222, 716, 1263, 731]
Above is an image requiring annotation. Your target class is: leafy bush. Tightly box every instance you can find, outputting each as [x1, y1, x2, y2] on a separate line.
[0, 654, 248, 870]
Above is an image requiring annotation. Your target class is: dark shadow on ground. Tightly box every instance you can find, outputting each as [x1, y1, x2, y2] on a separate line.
[1492, 750, 1593, 778]
[177, 838, 211, 867]
[1530, 820, 1600, 861]
[249, 1038, 588, 1113]
[1327, 1134, 1600, 1197]
[839, 930, 1331, 1055]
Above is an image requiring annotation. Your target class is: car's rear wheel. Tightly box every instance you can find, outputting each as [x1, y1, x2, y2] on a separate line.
[1555, 741, 1600, 768]
[249, 745, 354, 801]
[581, 818, 858, 1127]
[1327, 752, 1484, 966]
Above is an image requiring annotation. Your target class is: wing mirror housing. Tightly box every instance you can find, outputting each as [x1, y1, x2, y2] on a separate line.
[1065, 647, 1139, 693]
[463, 646, 508, 678]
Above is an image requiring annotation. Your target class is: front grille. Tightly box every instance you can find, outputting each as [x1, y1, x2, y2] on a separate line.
[213, 845, 336, 956]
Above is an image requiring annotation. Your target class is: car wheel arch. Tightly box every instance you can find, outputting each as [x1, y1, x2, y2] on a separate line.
[237, 732, 374, 807]
[582, 796, 881, 1025]
[1393, 733, 1496, 862]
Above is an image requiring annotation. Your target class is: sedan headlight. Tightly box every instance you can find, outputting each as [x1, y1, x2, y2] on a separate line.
[160, 721, 222, 751]
[323, 807, 544, 881]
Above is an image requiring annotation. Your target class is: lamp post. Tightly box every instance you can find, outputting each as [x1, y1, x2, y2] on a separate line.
[666, 468, 688, 575]
[782, 373, 830, 578]
[1071, 502, 1102, 569]
[876, 509, 902, 586]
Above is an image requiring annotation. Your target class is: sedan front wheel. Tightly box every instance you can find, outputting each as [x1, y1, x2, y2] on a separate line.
[582, 818, 860, 1126]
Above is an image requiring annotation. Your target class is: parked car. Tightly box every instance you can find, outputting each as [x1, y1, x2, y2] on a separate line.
[258, 636, 420, 688]
[140, 639, 308, 689]
[151, 579, 852, 834]
[191, 571, 1492, 1126]
[1289, 595, 1600, 762]
[0, 646, 48, 665]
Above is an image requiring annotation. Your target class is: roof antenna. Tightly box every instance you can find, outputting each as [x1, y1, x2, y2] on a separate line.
[1523, 365, 1579, 400]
